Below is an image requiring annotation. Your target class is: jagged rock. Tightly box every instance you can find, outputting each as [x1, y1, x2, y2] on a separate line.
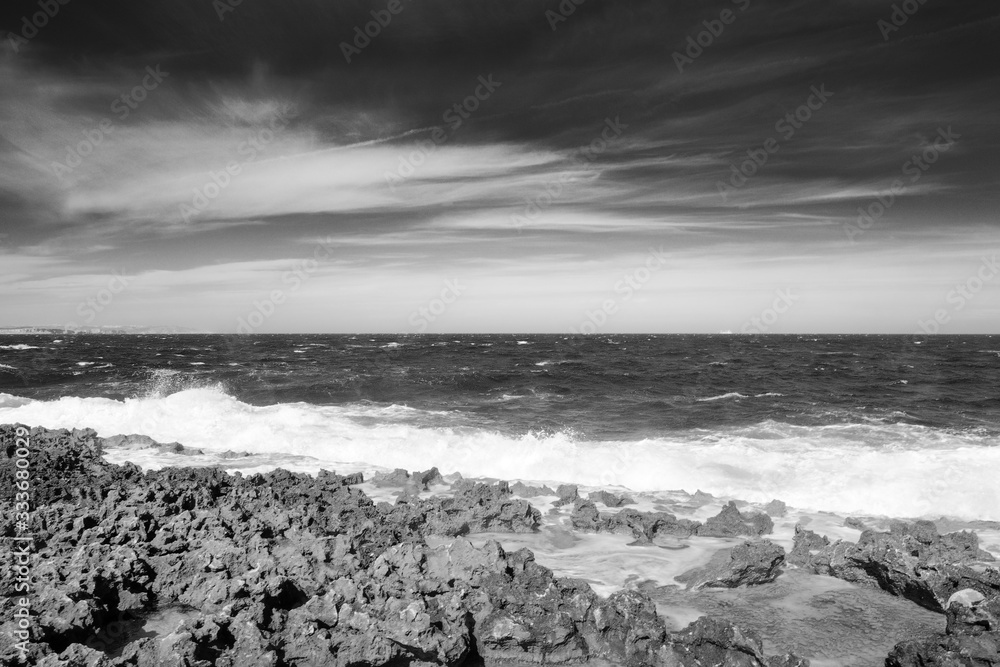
[836, 527, 1000, 613]
[946, 590, 1000, 636]
[393, 485, 422, 504]
[101, 433, 202, 455]
[340, 471, 364, 485]
[553, 483, 580, 506]
[788, 524, 831, 568]
[418, 481, 541, 535]
[35, 643, 110, 666]
[676, 540, 786, 589]
[510, 481, 556, 497]
[570, 500, 604, 531]
[370, 467, 410, 487]
[844, 516, 867, 531]
[218, 450, 252, 459]
[0, 425, 809, 667]
[669, 616, 809, 666]
[764, 499, 787, 517]
[413, 466, 444, 488]
[886, 631, 1000, 666]
[589, 489, 636, 507]
[0, 424, 143, 507]
[570, 500, 700, 542]
[608, 508, 700, 542]
[393, 467, 445, 501]
[697, 501, 774, 537]
[792, 520, 1000, 612]
[690, 490, 715, 506]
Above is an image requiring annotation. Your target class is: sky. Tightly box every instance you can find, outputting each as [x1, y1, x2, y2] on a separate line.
[0, 0, 998, 333]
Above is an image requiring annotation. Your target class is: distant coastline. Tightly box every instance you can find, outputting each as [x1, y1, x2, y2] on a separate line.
[0, 326, 210, 335]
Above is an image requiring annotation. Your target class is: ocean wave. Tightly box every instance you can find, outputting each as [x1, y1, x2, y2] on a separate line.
[1, 387, 998, 520]
[696, 392, 747, 402]
[0, 394, 32, 408]
[140, 368, 224, 398]
[693, 391, 781, 401]
[0, 344, 40, 350]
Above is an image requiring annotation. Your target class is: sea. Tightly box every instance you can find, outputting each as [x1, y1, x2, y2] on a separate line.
[1, 333, 998, 521]
[4, 333, 999, 663]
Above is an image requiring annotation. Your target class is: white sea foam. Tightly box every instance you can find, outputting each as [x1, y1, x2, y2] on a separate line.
[1, 387, 998, 520]
[696, 392, 746, 402]
[0, 344, 40, 350]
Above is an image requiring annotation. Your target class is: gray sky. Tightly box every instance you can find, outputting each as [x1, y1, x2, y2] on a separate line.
[1, 0, 998, 332]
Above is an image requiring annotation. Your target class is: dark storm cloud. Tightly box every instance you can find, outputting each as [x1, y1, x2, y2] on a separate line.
[1, 0, 999, 331]
[4, 0, 998, 155]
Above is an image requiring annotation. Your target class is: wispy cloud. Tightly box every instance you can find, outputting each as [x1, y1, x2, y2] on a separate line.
[0, 0, 998, 331]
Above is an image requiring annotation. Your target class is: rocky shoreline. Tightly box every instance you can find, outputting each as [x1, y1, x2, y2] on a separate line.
[1, 424, 998, 666]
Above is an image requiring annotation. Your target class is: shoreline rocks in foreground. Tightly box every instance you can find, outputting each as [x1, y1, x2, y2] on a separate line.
[1, 424, 999, 666]
[0, 424, 807, 666]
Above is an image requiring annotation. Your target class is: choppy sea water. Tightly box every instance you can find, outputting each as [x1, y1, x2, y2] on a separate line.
[2, 333, 998, 519]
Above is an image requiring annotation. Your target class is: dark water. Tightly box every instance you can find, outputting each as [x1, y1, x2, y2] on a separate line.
[2, 334, 999, 441]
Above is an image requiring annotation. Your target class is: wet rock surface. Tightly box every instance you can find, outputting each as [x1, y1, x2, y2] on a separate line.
[0, 425, 808, 667]
[654, 569, 943, 667]
[509, 481, 554, 498]
[676, 540, 786, 589]
[100, 434, 203, 457]
[588, 490, 635, 508]
[791, 519, 1000, 613]
[696, 501, 774, 538]
[886, 588, 1000, 665]
[570, 500, 701, 543]
[790, 519, 1000, 665]
[670, 617, 809, 667]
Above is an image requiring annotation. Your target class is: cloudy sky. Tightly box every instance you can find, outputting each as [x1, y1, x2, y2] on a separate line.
[0, 0, 997, 333]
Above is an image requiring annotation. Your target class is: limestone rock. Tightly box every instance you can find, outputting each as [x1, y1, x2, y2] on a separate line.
[553, 483, 580, 506]
[669, 616, 809, 667]
[589, 489, 636, 507]
[676, 540, 786, 589]
[791, 520, 1000, 613]
[764, 499, 787, 518]
[697, 501, 774, 537]
[0, 425, 808, 667]
[570, 500, 700, 542]
[510, 481, 556, 497]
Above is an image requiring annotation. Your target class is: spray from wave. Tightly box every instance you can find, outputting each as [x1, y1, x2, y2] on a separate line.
[1, 386, 997, 520]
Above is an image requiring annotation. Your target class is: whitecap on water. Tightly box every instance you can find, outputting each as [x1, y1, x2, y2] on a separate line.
[2, 388, 998, 519]
[696, 392, 747, 402]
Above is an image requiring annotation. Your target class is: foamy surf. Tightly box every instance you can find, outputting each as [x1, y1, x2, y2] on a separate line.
[1, 386, 998, 520]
